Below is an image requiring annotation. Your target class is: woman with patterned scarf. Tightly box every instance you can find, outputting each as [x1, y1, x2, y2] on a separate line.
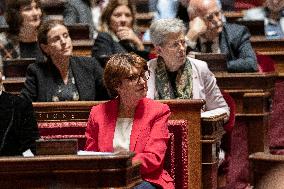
[147, 18, 230, 120]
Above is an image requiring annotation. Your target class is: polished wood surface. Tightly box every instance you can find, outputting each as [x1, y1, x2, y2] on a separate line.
[192, 53, 227, 72]
[249, 152, 284, 187]
[250, 36, 284, 77]
[216, 72, 276, 154]
[3, 58, 35, 78]
[0, 153, 142, 189]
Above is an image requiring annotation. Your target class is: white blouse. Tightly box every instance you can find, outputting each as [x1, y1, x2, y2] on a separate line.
[113, 118, 133, 152]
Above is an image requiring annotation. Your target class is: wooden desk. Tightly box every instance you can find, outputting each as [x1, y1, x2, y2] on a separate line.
[72, 39, 94, 57]
[216, 72, 276, 153]
[0, 153, 141, 189]
[201, 114, 227, 189]
[3, 58, 35, 78]
[33, 99, 205, 189]
[250, 36, 284, 53]
[224, 11, 244, 23]
[250, 36, 284, 77]
[249, 152, 284, 187]
[2, 77, 25, 95]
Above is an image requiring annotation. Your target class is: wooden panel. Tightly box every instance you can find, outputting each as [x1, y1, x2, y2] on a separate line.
[72, 39, 93, 57]
[216, 72, 275, 155]
[0, 153, 142, 188]
[193, 53, 227, 72]
[3, 58, 35, 78]
[224, 11, 244, 22]
[249, 152, 284, 187]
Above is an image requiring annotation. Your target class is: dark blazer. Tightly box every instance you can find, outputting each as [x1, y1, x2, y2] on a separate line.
[85, 98, 174, 189]
[20, 56, 109, 102]
[193, 23, 258, 73]
[63, 0, 95, 37]
[0, 91, 39, 156]
[92, 32, 149, 67]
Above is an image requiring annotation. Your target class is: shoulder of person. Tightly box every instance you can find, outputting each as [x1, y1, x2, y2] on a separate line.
[72, 56, 100, 65]
[96, 32, 113, 41]
[223, 22, 248, 33]
[187, 56, 209, 70]
[143, 98, 170, 112]
[147, 58, 158, 69]
[89, 99, 117, 116]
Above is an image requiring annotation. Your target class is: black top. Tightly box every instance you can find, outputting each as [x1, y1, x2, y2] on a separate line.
[0, 91, 39, 156]
[20, 56, 110, 102]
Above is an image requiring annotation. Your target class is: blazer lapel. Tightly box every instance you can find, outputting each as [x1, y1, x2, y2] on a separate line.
[70, 58, 94, 100]
[100, 99, 119, 152]
[129, 98, 148, 151]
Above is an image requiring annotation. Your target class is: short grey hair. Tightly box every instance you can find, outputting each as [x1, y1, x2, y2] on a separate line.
[150, 18, 186, 46]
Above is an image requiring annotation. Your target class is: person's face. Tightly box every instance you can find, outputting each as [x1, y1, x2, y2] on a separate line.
[157, 32, 187, 72]
[20, 1, 42, 29]
[110, 5, 133, 32]
[266, 0, 284, 13]
[41, 24, 73, 59]
[202, 1, 223, 39]
[116, 66, 148, 101]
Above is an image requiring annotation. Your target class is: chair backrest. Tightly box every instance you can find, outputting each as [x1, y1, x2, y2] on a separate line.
[3, 58, 35, 78]
[38, 122, 87, 150]
[164, 120, 189, 189]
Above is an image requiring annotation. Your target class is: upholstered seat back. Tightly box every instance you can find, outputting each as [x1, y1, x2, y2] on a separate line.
[165, 120, 189, 189]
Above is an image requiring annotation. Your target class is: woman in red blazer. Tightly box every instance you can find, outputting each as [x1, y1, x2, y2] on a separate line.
[85, 53, 174, 189]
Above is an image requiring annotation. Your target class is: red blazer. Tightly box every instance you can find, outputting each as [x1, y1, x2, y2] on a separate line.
[85, 98, 174, 189]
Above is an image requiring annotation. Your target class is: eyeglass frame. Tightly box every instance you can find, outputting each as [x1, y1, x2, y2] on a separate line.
[125, 70, 151, 84]
[203, 10, 222, 22]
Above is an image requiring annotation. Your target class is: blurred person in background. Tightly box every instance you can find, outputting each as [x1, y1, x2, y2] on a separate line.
[21, 19, 109, 102]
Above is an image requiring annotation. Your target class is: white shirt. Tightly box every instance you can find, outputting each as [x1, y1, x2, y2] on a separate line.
[113, 118, 133, 152]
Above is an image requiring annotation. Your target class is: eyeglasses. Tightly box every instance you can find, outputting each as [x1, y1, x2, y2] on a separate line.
[166, 39, 186, 50]
[204, 11, 222, 22]
[125, 70, 150, 84]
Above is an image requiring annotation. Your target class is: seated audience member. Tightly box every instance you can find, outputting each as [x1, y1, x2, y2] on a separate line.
[0, 71, 39, 156]
[20, 19, 109, 102]
[186, 0, 258, 72]
[85, 53, 174, 189]
[243, 0, 284, 39]
[63, 0, 109, 38]
[92, 0, 149, 67]
[148, 18, 230, 120]
[0, 0, 44, 68]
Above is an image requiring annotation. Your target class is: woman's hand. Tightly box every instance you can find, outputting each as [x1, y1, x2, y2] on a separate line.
[116, 26, 144, 51]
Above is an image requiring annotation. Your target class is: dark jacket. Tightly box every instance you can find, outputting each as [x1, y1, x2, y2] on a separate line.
[20, 56, 109, 102]
[191, 23, 258, 73]
[0, 91, 39, 156]
[92, 32, 149, 67]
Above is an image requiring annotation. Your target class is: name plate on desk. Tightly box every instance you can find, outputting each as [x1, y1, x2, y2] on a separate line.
[192, 53, 227, 72]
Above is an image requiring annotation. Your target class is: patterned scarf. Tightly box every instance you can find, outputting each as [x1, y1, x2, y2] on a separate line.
[154, 56, 193, 100]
